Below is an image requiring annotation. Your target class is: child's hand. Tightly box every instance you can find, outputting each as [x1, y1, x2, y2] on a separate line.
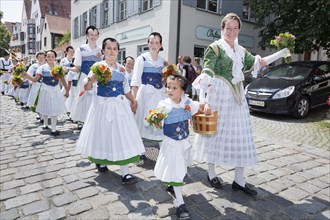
[198, 103, 205, 113]
[203, 104, 212, 115]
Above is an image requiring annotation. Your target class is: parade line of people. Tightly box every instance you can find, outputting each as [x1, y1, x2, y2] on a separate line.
[0, 13, 290, 220]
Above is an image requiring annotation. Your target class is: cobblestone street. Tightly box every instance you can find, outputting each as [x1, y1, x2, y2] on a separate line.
[0, 95, 329, 220]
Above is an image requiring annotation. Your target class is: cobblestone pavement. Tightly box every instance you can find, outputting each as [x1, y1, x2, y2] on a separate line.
[0, 95, 329, 220]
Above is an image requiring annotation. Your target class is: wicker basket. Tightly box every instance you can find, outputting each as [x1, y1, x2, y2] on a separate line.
[192, 111, 218, 135]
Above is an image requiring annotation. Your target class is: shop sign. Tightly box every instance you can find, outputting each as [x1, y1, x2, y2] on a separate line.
[195, 25, 255, 48]
[116, 25, 152, 43]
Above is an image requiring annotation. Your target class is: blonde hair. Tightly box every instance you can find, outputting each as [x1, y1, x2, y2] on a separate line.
[221, 13, 242, 29]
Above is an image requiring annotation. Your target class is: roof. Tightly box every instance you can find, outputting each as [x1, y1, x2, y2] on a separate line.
[45, 14, 70, 35]
[4, 22, 15, 34]
[24, 0, 32, 19]
[39, 0, 71, 18]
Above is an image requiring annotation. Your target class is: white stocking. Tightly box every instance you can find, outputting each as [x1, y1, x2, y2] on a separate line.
[207, 163, 216, 180]
[234, 167, 245, 187]
[174, 186, 184, 207]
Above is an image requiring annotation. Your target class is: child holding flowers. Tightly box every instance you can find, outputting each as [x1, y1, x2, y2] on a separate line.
[151, 74, 203, 220]
[131, 32, 168, 160]
[14, 63, 30, 106]
[76, 37, 144, 184]
[20, 50, 69, 136]
[26, 52, 46, 121]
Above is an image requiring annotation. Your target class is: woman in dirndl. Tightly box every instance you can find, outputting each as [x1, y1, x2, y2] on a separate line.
[76, 37, 144, 184]
[192, 13, 289, 196]
[21, 50, 69, 136]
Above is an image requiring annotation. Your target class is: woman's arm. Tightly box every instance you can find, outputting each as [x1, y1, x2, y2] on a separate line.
[125, 92, 138, 113]
[20, 71, 41, 83]
[59, 77, 69, 98]
[84, 74, 96, 91]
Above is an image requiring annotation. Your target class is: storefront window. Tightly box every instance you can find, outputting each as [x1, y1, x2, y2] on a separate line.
[137, 45, 149, 56]
[194, 46, 206, 58]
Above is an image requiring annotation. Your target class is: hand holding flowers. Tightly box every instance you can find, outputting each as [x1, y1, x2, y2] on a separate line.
[50, 65, 65, 80]
[270, 32, 296, 63]
[144, 108, 168, 129]
[90, 63, 112, 85]
[13, 63, 26, 76]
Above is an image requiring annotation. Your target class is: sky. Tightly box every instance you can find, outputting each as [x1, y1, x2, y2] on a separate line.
[0, 0, 23, 23]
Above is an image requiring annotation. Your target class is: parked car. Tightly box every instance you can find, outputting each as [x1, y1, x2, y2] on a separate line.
[245, 61, 330, 118]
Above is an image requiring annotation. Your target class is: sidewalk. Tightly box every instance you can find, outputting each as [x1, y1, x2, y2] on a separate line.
[0, 95, 329, 220]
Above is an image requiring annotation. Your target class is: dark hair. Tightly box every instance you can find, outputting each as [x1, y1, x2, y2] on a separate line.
[221, 13, 242, 29]
[124, 56, 134, 64]
[85, 26, 99, 43]
[65, 46, 74, 52]
[46, 50, 57, 58]
[148, 32, 163, 51]
[166, 74, 188, 91]
[102, 37, 120, 51]
[36, 51, 45, 58]
[182, 56, 192, 64]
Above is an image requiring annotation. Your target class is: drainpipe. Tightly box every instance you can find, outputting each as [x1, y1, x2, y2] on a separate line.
[176, 0, 182, 62]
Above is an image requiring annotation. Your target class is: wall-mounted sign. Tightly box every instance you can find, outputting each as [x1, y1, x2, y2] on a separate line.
[195, 25, 255, 48]
[116, 25, 152, 43]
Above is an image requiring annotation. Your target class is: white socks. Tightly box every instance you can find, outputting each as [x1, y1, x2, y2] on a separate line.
[173, 186, 184, 207]
[51, 116, 57, 132]
[44, 116, 49, 127]
[207, 163, 217, 180]
[234, 167, 245, 187]
[120, 165, 129, 177]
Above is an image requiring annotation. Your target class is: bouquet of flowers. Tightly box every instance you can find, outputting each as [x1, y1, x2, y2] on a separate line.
[270, 32, 296, 63]
[162, 64, 180, 82]
[13, 63, 26, 76]
[50, 65, 65, 80]
[90, 63, 112, 85]
[144, 108, 168, 129]
[11, 75, 23, 86]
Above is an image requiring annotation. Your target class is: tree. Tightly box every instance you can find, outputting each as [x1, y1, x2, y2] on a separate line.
[57, 32, 71, 47]
[250, 0, 330, 56]
[0, 11, 11, 50]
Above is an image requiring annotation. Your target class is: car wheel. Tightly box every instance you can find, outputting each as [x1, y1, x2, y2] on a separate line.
[293, 96, 310, 118]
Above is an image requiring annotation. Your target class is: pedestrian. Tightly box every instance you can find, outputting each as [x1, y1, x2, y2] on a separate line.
[123, 56, 135, 86]
[153, 74, 202, 220]
[131, 32, 167, 160]
[75, 37, 144, 184]
[70, 26, 103, 130]
[60, 46, 78, 116]
[181, 56, 197, 100]
[20, 50, 69, 136]
[26, 51, 46, 122]
[192, 13, 289, 195]
[176, 55, 184, 73]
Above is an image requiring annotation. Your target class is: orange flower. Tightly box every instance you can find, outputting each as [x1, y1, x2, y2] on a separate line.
[185, 104, 191, 112]
[99, 64, 106, 71]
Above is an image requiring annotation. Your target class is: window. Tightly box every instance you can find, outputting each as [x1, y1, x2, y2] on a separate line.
[29, 42, 35, 49]
[81, 12, 88, 35]
[118, 0, 127, 21]
[44, 37, 47, 47]
[45, 23, 47, 29]
[194, 46, 206, 58]
[90, 6, 97, 26]
[28, 27, 35, 34]
[197, 0, 219, 13]
[74, 17, 79, 38]
[141, 0, 153, 12]
[118, 49, 126, 65]
[243, 0, 256, 21]
[137, 45, 149, 56]
[102, 1, 109, 27]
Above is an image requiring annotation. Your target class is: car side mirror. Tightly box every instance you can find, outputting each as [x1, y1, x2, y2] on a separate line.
[314, 76, 324, 82]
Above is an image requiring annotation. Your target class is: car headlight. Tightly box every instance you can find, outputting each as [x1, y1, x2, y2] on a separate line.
[272, 86, 295, 99]
[244, 84, 250, 95]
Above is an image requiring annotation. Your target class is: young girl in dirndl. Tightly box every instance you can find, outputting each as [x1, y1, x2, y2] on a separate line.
[154, 74, 202, 220]
[76, 38, 144, 184]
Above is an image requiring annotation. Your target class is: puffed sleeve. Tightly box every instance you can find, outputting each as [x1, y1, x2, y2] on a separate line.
[74, 47, 82, 67]
[130, 55, 144, 87]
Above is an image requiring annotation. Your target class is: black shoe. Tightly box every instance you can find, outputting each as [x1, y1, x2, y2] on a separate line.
[140, 154, 147, 161]
[165, 185, 176, 198]
[176, 204, 190, 220]
[40, 119, 44, 124]
[95, 164, 109, 173]
[232, 181, 258, 196]
[122, 174, 136, 185]
[1, 92, 4, 95]
[50, 131, 60, 136]
[42, 126, 49, 130]
[207, 176, 223, 189]
[77, 123, 83, 130]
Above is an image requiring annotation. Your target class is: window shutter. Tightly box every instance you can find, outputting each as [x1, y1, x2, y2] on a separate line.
[221, 0, 243, 17]
[127, 0, 139, 16]
[100, 3, 105, 28]
[109, 0, 114, 24]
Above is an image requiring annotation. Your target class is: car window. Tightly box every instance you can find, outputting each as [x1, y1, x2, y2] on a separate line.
[265, 64, 312, 80]
[315, 64, 330, 78]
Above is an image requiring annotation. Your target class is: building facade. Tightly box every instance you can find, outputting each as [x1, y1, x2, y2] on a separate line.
[71, 0, 274, 65]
